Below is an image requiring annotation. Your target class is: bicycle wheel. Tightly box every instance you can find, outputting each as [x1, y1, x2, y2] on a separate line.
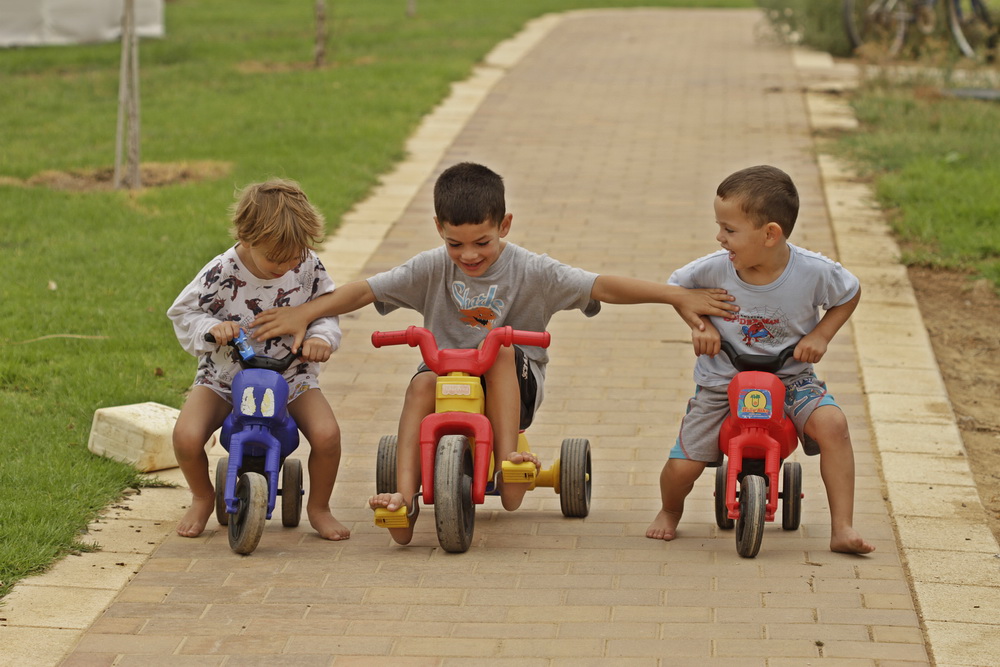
[735, 474, 766, 559]
[433, 435, 475, 553]
[843, 0, 909, 58]
[949, 0, 996, 59]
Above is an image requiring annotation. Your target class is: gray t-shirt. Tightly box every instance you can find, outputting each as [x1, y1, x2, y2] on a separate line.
[669, 243, 860, 387]
[367, 242, 600, 406]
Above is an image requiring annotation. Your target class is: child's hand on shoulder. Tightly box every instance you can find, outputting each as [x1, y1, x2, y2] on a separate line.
[794, 331, 829, 364]
[299, 337, 332, 363]
[252, 305, 310, 352]
[674, 288, 738, 331]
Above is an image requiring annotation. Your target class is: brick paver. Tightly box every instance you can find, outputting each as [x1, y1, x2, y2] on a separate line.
[56, 8, 935, 665]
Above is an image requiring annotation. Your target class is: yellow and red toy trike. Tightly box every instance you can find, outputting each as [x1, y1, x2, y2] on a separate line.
[371, 325, 592, 553]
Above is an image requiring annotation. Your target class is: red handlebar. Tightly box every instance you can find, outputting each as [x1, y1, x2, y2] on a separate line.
[371, 326, 550, 376]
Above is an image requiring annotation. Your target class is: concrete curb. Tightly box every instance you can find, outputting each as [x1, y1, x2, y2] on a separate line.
[795, 47, 1000, 666]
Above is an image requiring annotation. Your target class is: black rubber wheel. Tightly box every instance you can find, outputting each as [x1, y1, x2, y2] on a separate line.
[433, 435, 475, 553]
[559, 438, 592, 518]
[715, 460, 734, 530]
[949, 0, 996, 59]
[229, 472, 268, 555]
[781, 461, 803, 531]
[214, 456, 230, 526]
[281, 457, 303, 528]
[376, 434, 398, 495]
[735, 474, 766, 559]
[843, 0, 908, 58]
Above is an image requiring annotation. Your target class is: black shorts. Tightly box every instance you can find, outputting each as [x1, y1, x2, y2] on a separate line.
[416, 345, 538, 430]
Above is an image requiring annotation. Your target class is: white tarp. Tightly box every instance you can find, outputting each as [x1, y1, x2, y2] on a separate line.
[0, 0, 164, 47]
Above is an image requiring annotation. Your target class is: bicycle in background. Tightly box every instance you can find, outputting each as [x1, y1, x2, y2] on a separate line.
[843, 0, 996, 61]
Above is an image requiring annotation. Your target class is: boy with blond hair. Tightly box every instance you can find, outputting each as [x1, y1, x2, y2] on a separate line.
[168, 178, 349, 541]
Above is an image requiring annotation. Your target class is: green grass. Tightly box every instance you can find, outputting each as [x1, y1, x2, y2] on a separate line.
[834, 82, 1000, 288]
[756, 1, 1000, 289]
[0, 0, 753, 600]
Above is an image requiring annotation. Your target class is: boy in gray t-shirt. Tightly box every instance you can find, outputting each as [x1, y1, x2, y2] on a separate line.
[254, 162, 739, 545]
[645, 165, 874, 555]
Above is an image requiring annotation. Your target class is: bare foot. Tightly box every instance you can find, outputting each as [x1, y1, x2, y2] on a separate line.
[646, 509, 682, 541]
[307, 506, 351, 541]
[831, 527, 875, 554]
[176, 496, 214, 538]
[499, 451, 541, 511]
[369, 492, 417, 545]
[508, 450, 541, 468]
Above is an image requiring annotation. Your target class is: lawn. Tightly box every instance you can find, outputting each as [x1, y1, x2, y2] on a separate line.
[0, 0, 753, 600]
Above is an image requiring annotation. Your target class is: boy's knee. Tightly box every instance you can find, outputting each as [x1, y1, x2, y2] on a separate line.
[307, 420, 342, 452]
[805, 406, 850, 448]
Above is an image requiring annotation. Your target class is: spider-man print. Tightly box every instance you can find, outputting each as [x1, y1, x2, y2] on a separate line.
[175, 246, 338, 399]
[244, 298, 264, 316]
[201, 263, 222, 288]
[741, 320, 772, 347]
[220, 275, 247, 301]
[199, 291, 218, 308]
[273, 287, 301, 308]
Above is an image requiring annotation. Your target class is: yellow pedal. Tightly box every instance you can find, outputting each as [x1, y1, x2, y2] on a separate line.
[374, 506, 409, 528]
[501, 460, 537, 484]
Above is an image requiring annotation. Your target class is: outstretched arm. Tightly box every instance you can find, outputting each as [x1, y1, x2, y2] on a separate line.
[590, 275, 738, 330]
[795, 286, 861, 363]
[252, 280, 376, 352]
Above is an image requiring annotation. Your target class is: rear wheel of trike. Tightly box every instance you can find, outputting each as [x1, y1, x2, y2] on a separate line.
[559, 437, 592, 518]
[376, 435, 398, 495]
[714, 459, 734, 530]
[281, 457, 303, 528]
[781, 461, 802, 531]
[214, 456, 230, 526]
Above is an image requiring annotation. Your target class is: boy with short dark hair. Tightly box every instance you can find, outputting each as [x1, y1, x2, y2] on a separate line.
[253, 162, 739, 545]
[645, 165, 874, 554]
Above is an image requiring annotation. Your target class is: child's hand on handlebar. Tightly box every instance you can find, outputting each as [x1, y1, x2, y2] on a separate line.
[252, 305, 310, 353]
[299, 337, 332, 363]
[208, 321, 241, 346]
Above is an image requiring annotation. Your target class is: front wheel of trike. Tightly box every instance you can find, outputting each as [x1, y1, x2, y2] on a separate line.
[434, 435, 475, 553]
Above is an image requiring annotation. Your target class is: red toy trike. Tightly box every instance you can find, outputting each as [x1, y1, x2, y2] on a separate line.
[714, 341, 804, 558]
[370, 325, 592, 553]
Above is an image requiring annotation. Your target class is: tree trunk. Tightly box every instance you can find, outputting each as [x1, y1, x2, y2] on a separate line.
[114, 0, 141, 189]
[314, 0, 327, 68]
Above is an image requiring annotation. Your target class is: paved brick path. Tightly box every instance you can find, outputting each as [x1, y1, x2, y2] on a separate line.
[42, 8, 984, 665]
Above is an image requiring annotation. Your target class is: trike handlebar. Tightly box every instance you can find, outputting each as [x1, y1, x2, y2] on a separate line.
[371, 325, 551, 376]
[204, 330, 299, 373]
[720, 340, 798, 374]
